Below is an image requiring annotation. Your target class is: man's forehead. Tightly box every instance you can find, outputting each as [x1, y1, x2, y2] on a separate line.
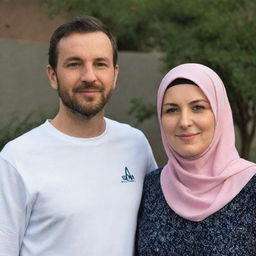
[63, 56, 111, 64]
[57, 32, 113, 58]
[58, 32, 111, 48]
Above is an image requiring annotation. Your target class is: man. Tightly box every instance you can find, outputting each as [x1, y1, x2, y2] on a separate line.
[0, 16, 157, 255]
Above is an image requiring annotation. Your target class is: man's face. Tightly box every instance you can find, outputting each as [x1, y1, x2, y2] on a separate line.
[48, 32, 119, 118]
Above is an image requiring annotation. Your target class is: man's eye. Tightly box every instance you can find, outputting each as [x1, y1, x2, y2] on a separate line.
[67, 63, 80, 67]
[96, 62, 107, 67]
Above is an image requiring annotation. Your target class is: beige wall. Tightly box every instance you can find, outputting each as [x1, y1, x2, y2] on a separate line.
[0, 0, 167, 166]
[0, 0, 65, 43]
[1, 0, 254, 163]
[0, 39, 167, 166]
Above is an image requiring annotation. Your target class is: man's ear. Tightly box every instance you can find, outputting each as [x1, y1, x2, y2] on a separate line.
[47, 65, 58, 90]
[113, 64, 119, 89]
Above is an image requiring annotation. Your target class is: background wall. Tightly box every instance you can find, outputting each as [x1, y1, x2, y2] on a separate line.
[3, 0, 254, 164]
[0, 38, 166, 165]
[0, 0, 167, 165]
[0, 0, 65, 43]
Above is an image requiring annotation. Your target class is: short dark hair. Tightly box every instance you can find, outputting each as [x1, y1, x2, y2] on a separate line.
[167, 78, 197, 89]
[48, 16, 118, 70]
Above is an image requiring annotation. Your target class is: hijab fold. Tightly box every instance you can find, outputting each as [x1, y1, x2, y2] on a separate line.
[158, 63, 256, 221]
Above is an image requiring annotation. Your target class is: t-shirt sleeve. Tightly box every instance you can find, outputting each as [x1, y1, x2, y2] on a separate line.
[0, 155, 28, 255]
[145, 139, 158, 173]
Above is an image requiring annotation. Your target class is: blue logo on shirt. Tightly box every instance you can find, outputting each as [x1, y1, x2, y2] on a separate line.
[121, 167, 135, 183]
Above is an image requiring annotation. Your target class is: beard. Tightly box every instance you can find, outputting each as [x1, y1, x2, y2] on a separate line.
[57, 78, 113, 119]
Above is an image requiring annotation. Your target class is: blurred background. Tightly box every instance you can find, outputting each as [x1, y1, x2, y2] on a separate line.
[1, 0, 256, 165]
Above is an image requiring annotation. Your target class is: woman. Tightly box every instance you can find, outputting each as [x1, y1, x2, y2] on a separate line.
[136, 63, 256, 255]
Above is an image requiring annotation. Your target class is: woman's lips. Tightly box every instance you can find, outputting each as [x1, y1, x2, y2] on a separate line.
[176, 133, 200, 141]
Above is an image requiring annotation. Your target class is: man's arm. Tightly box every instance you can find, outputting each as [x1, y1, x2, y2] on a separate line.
[145, 139, 158, 173]
[0, 155, 28, 255]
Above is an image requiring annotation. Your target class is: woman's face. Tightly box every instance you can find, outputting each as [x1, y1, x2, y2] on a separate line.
[161, 84, 215, 158]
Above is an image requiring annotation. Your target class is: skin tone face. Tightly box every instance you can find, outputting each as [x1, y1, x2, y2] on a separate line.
[47, 31, 119, 120]
[161, 84, 215, 158]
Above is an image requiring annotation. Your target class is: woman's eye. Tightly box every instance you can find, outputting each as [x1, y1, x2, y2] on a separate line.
[193, 105, 205, 111]
[165, 108, 178, 113]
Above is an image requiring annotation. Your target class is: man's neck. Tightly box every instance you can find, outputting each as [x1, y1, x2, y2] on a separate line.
[50, 108, 106, 138]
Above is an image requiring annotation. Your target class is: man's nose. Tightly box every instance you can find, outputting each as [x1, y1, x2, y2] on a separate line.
[80, 65, 97, 83]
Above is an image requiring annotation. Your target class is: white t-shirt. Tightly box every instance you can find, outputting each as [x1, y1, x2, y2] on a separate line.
[0, 118, 157, 256]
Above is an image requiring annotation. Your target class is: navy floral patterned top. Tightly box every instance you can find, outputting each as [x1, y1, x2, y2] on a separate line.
[136, 168, 256, 256]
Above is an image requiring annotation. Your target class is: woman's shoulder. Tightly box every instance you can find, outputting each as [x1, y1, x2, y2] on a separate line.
[143, 168, 163, 194]
[240, 174, 256, 196]
[146, 167, 163, 178]
[146, 167, 163, 179]
[249, 174, 256, 185]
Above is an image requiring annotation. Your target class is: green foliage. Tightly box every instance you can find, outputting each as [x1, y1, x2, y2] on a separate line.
[159, 0, 256, 158]
[0, 113, 46, 150]
[42, 0, 160, 51]
[42, 0, 256, 100]
[128, 98, 155, 126]
[43, 0, 256, 158]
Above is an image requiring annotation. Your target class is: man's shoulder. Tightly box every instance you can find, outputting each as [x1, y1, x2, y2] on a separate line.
[107, 118, 145, 137]
[106, 118, 152, 147]
[1, 121, 46, 157]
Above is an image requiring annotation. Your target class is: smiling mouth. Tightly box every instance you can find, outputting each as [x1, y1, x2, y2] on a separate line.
[79, 92, 101, 98]
[176, 133, 200, 141]
[78, 90, 100, 93]
[74, 84, 103, 93]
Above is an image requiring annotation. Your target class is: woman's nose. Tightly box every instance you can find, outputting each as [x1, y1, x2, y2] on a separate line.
[179, 110, 193, 129]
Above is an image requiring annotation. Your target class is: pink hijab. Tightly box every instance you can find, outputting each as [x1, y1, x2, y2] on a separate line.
[158, 63, 256, 221]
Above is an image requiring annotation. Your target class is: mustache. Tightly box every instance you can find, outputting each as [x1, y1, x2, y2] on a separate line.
[73, 82, 104, 93]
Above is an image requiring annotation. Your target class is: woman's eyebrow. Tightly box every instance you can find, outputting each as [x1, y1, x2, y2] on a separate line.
[162, 103, 178, 107]
[162, 99, 210, 107]
[189, 99, 210, 104]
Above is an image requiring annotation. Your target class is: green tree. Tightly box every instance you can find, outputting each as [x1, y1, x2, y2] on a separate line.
[159, 0, 256, 159]
[43, 0, 256, 159]
[42, 0, 159, 51]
